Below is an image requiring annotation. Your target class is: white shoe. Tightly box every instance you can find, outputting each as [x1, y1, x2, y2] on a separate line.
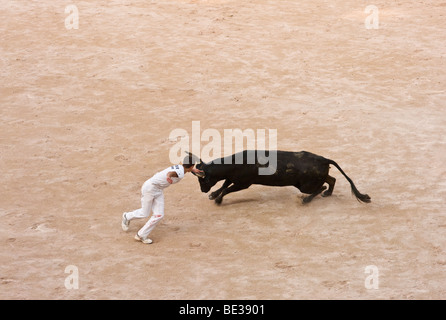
[134, 234, 153, 244]
[121, 212, 130, 231]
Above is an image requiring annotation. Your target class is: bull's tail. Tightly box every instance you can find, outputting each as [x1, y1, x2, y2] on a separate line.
[328, 159, 371, 203]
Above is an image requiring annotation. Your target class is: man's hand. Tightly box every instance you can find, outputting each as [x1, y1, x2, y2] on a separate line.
[166, 171, 178, 184]
[191, 167, 205, 178]
[191, 168, 203, 175]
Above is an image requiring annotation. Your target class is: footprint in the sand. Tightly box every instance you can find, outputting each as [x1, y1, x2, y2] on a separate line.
[114, 154, 128, 161]
[92, 181, 108, 189]
[29, 223, 55, 233]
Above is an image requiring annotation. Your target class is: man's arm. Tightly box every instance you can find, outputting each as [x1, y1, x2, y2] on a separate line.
[166, 171, 178, 184]
[191, 167, 203, 175]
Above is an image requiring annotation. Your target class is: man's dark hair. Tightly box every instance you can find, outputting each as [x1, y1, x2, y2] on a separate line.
[182, 155, 195, 168]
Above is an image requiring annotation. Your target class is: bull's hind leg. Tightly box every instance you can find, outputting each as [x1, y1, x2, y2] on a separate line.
[322, 175, 336, 197]
[302, 185, 327, 204]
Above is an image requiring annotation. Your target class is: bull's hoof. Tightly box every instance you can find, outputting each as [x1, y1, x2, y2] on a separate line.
[302, 197, 312, 204]
[209, 192, 219, 200]
[321, 190, 332, 197]
[214, 197, 223, 205]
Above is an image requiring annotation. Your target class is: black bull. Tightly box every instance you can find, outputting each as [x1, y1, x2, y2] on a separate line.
[188, 150, 371, 205]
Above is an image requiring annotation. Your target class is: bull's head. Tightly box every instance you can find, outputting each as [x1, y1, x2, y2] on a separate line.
[185, 152, 218, 193]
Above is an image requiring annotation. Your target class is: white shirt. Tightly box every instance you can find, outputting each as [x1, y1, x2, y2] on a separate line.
[149, 165, 185, 190]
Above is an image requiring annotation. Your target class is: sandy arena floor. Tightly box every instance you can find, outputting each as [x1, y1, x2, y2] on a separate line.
[1, 0, 445, 299]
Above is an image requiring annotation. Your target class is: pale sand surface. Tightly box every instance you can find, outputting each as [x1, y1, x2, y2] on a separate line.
[1, 0, 445, 299]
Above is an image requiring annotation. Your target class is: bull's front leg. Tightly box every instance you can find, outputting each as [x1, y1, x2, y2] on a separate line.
[209, 179, 232, 200]
[214, 183, 252, 205]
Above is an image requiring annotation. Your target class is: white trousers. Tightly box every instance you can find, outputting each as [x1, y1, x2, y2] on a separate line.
[126, 180, 164, 239]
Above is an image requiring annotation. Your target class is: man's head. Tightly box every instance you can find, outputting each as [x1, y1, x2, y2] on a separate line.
[182, 152, 206, 176]
[183, 163, 195, 170]
[182, 154, 195, 169]
[182, 154, 204, 174]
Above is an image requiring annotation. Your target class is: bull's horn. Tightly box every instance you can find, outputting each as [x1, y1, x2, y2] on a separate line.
[185, 151, 204, 164]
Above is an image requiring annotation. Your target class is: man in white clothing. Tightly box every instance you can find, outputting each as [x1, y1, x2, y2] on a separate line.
[121, 156, 202, 244]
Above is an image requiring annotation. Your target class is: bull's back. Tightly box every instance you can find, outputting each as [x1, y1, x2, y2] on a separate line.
[227, 150, 330, 186]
